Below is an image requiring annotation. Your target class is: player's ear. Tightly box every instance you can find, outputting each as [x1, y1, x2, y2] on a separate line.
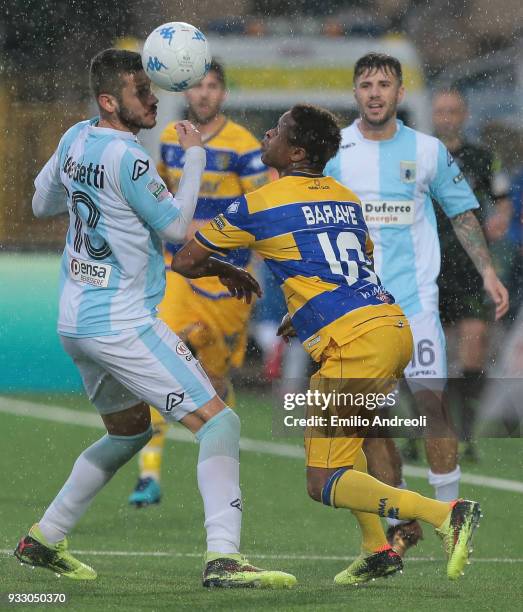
[290, 146, 307, 163]
[397, 84, 405, 105]
[98, 93, 118, 114]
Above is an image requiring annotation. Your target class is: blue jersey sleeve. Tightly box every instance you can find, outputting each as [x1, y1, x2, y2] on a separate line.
[195, 195, 256, 254]
[430, 141, 479, 218]
[120, 146, 180, 232]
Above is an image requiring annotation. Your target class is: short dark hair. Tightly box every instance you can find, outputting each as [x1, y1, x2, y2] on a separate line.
[90, 49, 143, 99]
[288, 104, 341, 169]
[354, 52, 403, 84]
[432, 87, 467, 107]
[208, 58, 226, 88]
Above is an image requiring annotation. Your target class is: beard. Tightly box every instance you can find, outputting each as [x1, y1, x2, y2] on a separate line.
[188, 106, 219, 126]
[361, 104, 397, 127]
[117, 103, 155, 132]
[433, 125, 458, 141]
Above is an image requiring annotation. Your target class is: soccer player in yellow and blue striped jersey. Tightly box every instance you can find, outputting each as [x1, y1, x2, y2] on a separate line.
[171, 104, 482, 585]
[129, 60, 271, 507]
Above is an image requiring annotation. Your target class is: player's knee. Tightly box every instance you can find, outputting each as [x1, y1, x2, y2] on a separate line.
[82, 425, 153, 473]
[306, 469, 332, 503]
[308, 467, 351, 505]
[307, 479, 323, 502]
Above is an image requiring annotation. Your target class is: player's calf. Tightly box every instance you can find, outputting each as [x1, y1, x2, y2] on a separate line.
[306, 466, 340, 502]
[32, 426, 153, 546]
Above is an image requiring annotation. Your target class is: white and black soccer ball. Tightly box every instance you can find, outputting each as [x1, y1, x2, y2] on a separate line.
[142, 22, 211, 92]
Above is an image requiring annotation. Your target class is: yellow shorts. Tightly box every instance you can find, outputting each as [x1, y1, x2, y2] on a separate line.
[304, 317, 413, 468]
[159, 270, 253, 379]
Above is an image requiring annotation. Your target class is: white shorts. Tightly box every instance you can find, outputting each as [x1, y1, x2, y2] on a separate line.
[404, 310, 447, 391]
[60, 319, 216, 420]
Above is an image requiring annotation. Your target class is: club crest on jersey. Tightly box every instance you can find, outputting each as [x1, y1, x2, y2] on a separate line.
[215, 151, 231, 170]
[175, 340, 193, 361]
[400, 161, 416, 183]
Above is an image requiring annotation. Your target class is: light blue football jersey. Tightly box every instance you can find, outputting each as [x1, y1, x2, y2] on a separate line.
[35, 118, 181, 337]
[325, 120, 479, 318]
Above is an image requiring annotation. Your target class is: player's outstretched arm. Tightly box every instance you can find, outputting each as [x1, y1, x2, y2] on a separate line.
[158, 121, 205, 243]
[172, 238, 262, 304]
[450, 210, 509, 319]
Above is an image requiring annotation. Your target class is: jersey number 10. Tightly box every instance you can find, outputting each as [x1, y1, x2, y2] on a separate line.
[318, 231, 378, 287]
[71, 191, 112, 260]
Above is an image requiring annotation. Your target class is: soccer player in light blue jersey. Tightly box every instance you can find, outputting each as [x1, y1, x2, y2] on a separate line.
[325, 52, 508, 556]
[13, 49, 295, 589]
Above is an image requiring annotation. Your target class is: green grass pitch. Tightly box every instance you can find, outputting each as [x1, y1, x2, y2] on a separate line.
[1, 391, 522, 611]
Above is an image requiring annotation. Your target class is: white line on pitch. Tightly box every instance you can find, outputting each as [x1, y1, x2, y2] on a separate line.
[1, 396, 522, 494]
[1, 549, 522, 563]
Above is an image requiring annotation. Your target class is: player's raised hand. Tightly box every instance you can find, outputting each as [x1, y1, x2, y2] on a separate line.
[175, 120, 203, 150]
[218, 266, 262, 304]
[277, 313, 297, 343]
[483, 267, 509, 320]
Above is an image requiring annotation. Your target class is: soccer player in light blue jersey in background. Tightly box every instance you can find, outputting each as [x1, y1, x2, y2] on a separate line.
[325, 52, 508, 557]
[13, 49, 295, 589]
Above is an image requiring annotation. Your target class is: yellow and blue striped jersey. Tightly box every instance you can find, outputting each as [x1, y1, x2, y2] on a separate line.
[158, 118, 270, 298]
[195, 172, 404, 359]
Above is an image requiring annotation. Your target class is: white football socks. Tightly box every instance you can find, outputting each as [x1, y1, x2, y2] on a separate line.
[39, 428, 152, 544]
[196, 408, 242, 555]
[428, 465, 461, 501]
[39, 455, 112, 544]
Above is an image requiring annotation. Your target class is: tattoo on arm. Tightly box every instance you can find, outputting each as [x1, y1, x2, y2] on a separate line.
[450, 210, 493, 275]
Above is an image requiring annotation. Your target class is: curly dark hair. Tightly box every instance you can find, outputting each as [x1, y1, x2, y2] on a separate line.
[354, 52, 403, 84]
[287, 104, 341, 170]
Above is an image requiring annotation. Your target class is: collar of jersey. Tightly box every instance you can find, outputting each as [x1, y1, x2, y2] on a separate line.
[353, 118, 404, 143]
[287, 171, 324, 178]
[88, 117, 138, 140]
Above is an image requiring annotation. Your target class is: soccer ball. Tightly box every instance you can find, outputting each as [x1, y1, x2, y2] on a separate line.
[142, 22, 211, 92]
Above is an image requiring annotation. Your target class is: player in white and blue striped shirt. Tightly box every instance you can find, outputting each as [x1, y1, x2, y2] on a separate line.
[325, 52, 508, 556]
[14, 49, 295, 589]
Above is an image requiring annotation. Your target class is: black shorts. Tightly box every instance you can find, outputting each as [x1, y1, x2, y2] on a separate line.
[439, 285, 493, 325]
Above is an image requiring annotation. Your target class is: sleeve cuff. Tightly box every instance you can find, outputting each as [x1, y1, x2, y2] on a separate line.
[447, 201, 479, 218]
[151, 200, 180, 232]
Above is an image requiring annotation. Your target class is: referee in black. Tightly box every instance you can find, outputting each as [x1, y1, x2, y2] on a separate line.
[432, 88, 512, 461]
